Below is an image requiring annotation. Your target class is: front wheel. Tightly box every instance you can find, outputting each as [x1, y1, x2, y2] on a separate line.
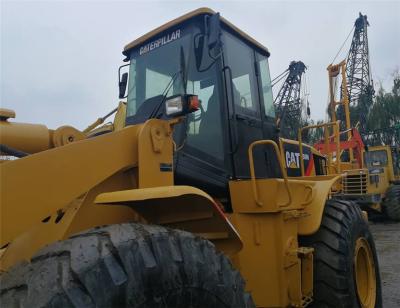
[300, 199, 382, 308]
[0, 223, 254, 307]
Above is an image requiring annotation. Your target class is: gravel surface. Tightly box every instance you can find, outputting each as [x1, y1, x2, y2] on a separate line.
[369, 222, 400, 308]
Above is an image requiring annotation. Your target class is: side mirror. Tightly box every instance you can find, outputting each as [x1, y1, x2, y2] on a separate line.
[119, 72, 128, 99]
[194, 35, 205, 71]
[207, 13, 221, 49]
[194, 13, 221, 71]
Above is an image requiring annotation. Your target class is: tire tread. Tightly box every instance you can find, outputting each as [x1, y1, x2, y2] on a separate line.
[1, 223, 253, 308]
[383, 185, 400, 221]
[300, 199, 382, 308]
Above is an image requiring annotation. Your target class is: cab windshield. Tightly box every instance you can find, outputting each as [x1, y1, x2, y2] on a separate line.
[125, 23, 225, 160]
[126, 29, 190, 117]
[364, 150, 388, 167]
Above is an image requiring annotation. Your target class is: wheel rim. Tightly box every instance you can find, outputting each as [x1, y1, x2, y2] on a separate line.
[354, 237, 376, 308]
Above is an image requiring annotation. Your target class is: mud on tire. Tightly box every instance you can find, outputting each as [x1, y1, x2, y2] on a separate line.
[0, 223, 254, 307]
[300, 199, 382, 308]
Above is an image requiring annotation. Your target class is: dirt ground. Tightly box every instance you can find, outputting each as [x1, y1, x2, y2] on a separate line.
[369, 222, 400, 308]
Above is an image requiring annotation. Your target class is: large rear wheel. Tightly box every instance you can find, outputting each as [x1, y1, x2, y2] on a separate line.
[383, 184, 400, 221]
[300, 199, 382, 308]
[0, 223, 253, 307]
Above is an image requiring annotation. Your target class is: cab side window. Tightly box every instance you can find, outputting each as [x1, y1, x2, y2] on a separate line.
[256, 54, 275, 118]
[222, 31, 260, 116]
[178, 44, 225, 162]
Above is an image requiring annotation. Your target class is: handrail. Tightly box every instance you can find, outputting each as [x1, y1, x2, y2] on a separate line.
[248, 140, 292, 207]
[298, 121, 341, 176]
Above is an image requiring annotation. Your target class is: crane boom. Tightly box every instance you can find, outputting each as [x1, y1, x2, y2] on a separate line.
[274, 61, 307, 139]
[343, 13, 374, 134]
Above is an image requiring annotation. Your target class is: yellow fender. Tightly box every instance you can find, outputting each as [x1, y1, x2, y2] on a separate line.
[95, 185, 243, 255]
[1, 185, 242, 271]
[297, 175, 342, 235]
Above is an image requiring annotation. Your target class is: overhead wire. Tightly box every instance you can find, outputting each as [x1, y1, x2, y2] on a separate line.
[325, 24, 355, 124]
[272, 68, 289, 83]
[271, 69, 289, 87]
[330, 25, 355, 65]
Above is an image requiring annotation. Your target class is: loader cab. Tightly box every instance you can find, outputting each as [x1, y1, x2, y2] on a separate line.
[365, 145, 400, 182]
[123, 8, 280, 197]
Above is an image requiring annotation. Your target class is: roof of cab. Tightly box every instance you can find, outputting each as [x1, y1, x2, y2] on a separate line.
[123, 7, 270, 56]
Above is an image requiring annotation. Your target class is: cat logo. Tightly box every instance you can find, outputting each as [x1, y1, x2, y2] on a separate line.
[285, 151, 309, 169]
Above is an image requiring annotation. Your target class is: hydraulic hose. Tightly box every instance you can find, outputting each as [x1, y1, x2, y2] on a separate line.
[0, 144, 29, 158]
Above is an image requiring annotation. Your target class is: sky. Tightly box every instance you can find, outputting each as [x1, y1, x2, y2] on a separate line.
[1, 0, 399, 130]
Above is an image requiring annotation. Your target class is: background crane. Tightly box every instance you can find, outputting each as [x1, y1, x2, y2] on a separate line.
[272, 61, 308, 140]
[344, 13, 374, 134]
[334, 12, 399, 146]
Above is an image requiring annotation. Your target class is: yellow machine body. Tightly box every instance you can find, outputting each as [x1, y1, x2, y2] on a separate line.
[0, 120, 53, 154]
[342, 145, 400, 208]
[1, 118, 243, 267]
[1, 8, 345, 307]
[0, 114, 339, 307]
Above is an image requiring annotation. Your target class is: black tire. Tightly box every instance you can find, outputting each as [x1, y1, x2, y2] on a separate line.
[383, 185, 400, 221]
[0, 223, 254, 307]
[300, 199, 382, 308]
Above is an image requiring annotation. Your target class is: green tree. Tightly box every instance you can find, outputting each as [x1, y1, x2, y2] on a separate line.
[365, 73, 400, 145]
[302, 119, 325, 144]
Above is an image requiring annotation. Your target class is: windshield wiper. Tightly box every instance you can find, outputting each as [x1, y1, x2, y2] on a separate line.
[148, 70, 181, 119]
[180, 46, 188, 94]
[149, 46, 187, 119]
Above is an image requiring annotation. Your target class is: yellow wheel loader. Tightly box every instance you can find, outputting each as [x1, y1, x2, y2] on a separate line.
[0, 8, 381, 307]
[298, 61, 400, 222]
[361, 145, 400, 220]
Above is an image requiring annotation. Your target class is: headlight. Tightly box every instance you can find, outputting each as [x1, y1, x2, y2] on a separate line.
[165, 96, 183, 116]
[165, 94, 199, 117]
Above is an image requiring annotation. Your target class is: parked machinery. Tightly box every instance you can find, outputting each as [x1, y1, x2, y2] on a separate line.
[0, 9, 381, 307]
[299, 61, 400, 221]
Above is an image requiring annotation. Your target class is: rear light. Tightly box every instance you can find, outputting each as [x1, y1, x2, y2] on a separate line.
[188, 95, 200, 112]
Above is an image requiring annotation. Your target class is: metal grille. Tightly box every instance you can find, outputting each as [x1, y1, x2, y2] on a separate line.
[342, 170, 367, 194]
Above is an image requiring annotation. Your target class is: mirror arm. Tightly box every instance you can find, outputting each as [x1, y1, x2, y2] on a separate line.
[207, 13, 221, 49]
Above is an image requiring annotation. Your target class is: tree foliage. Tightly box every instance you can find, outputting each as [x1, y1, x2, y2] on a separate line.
[310, 73, 400, 146]
[364, 73, 400, 145]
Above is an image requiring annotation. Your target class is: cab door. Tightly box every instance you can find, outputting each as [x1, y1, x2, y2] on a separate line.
[222, 31, 278, 178]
